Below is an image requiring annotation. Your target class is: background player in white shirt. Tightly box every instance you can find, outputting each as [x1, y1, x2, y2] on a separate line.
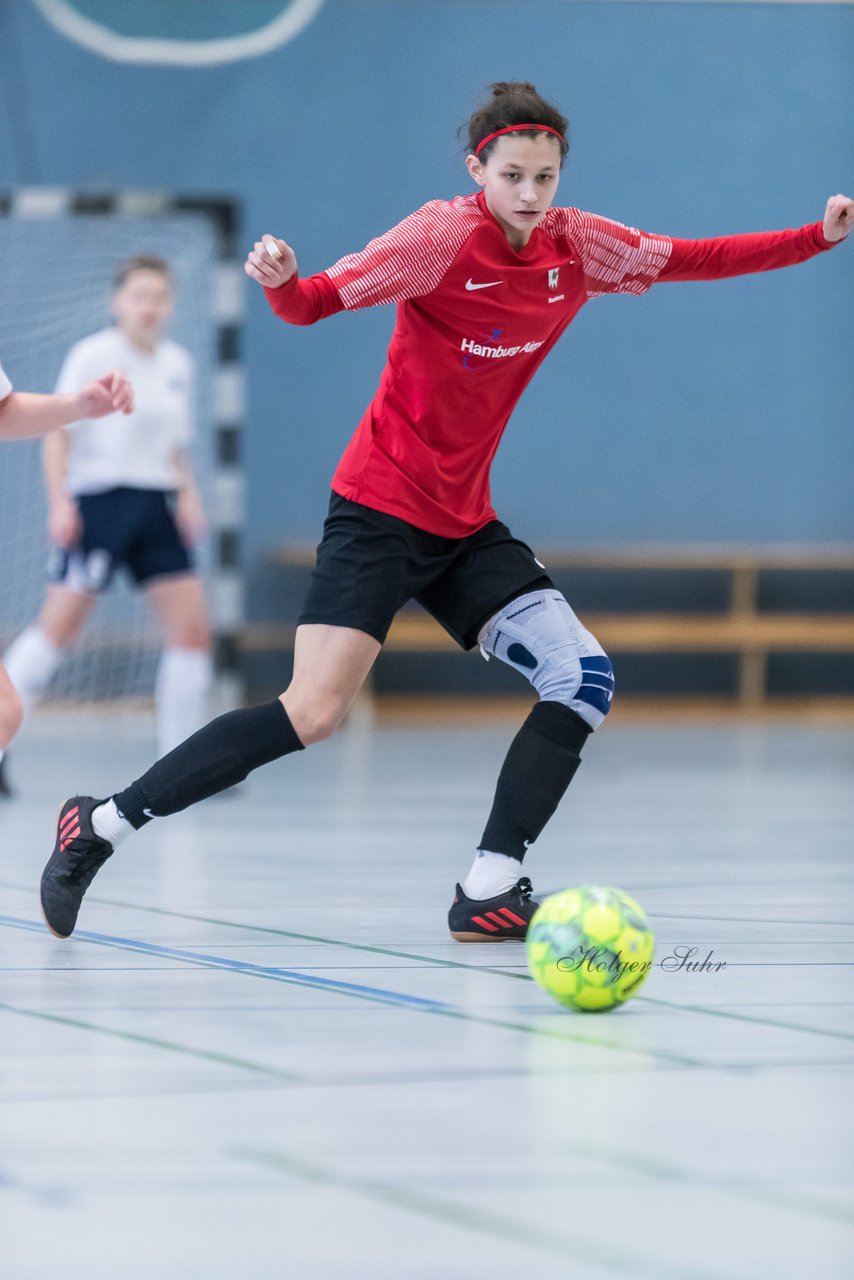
[0, 356, 133, 783]
[3, 257, 212, 791]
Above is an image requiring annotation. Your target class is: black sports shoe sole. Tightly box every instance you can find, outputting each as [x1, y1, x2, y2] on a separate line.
[41, 892, 67, 940]
[41, 800, 78, 939]
[449, 929, 527, 943]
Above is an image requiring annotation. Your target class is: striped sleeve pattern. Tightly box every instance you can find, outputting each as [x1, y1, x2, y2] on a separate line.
[325, 195, 483, 309]
[549, 208, 673, 298]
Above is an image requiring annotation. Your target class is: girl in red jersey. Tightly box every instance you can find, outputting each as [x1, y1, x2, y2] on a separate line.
[39, 82, 852, 942]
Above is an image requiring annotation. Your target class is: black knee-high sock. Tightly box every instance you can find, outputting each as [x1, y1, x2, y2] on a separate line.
[113, 700, 303, 829]
[479, 701, 592, 861]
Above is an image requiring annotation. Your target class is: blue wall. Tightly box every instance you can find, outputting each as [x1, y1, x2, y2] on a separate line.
[3, 1, 853, 618]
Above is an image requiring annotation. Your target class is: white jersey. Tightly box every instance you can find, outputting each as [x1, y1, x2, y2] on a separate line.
[56, 327, 194, 496]
[0, 359, 11, 399]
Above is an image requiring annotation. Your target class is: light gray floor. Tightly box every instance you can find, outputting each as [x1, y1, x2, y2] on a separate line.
[1, 710, 852, 1280]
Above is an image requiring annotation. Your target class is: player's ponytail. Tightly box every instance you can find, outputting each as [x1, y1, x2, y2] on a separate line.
[465, 82, 570, 165]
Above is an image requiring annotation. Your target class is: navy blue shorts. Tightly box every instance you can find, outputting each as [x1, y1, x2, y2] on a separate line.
[49, 487, 193, 594]
[298, 492, 554, 650]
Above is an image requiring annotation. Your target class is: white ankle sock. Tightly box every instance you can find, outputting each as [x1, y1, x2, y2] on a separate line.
[3, 626, 62, 717]
[462, 850, 523, 900]
[155, 647, 213, 756]
[92, 798, 134, 846]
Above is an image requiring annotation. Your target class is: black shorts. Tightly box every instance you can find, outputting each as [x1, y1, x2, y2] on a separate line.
[299, 492, 555, 649]
[49, 487, 193, 594]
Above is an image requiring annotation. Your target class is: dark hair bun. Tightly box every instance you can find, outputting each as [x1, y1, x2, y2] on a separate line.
[491, 81, 537, 98]
[464, 82, 570, 164]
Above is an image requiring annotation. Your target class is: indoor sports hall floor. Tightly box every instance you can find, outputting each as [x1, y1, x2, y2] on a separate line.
[1, 707, 852, 1279]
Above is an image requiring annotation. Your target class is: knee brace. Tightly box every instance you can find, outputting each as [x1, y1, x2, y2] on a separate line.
[478, 588, 614, 729]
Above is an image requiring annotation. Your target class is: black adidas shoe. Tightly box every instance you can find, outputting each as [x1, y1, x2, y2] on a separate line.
[448, 876, 539, 942]
[40, 796, 113, 939]
[0, 753, 13, 798]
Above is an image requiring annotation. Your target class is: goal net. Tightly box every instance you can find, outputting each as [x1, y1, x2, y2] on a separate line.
[0, 198, 222, 712]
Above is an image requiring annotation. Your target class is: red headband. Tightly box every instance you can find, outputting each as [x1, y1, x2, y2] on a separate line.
[474, 123, 565, 156]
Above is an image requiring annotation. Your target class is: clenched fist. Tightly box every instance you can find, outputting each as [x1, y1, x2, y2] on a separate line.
[822, 194, 854, 243]
[74, 370, 134, 419]
[244, 235, 297, 288]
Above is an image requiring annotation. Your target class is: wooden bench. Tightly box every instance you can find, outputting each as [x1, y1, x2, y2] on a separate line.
[246, 543, 854, 707]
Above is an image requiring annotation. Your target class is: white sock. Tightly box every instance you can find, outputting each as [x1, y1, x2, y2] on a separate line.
[155, 647, 213, 756]
[462, 850, 523, 900]
[3, 626, 62, 718]
[92, 798, 134, 847]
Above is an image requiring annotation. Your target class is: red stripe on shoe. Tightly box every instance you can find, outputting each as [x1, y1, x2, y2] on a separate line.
[486, 911, 513, 929]
[471, 915, 499, 932]
[59, 807, 79, 834]
[499, 908, 527, 927]
[60, 825, 81, 850]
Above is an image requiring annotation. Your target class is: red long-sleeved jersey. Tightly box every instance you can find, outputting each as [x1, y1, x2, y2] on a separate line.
[265, 190, 834, 537]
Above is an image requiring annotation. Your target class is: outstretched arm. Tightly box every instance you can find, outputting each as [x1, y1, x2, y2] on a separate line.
[660, 195, 852, 282]
[566, 195, 852, 297]
[0, 371, 134, 441]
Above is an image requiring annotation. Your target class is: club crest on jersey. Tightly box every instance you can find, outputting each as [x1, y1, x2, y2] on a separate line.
[548, 268, 560, 289]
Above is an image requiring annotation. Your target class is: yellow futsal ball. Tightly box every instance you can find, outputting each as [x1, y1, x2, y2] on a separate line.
[526, 885, 655, 1012]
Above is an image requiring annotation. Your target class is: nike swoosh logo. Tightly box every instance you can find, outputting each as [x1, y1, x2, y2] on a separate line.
[465, 278, 503, 291]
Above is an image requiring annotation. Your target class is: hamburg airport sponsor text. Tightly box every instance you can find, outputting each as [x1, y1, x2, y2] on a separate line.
[460, 337, 545, 359]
